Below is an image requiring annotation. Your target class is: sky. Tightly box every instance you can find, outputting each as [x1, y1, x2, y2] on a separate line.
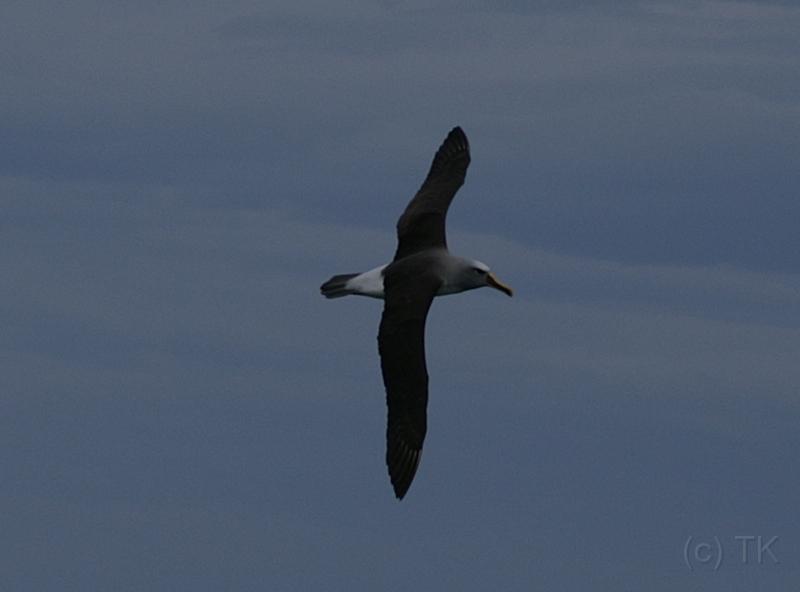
[2, 1, 799, 590]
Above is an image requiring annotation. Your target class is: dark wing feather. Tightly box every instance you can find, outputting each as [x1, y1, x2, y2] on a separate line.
[393, 127, 470, 261]
[378, 266, 442, 499]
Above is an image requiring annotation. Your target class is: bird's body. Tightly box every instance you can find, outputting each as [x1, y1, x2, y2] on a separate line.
[320, 127, 512, 499]
[320, 252, 497, 300]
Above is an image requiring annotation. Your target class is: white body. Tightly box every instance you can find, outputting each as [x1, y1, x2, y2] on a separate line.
[344, 258, 493, 299]
[346, 264, 388, 298]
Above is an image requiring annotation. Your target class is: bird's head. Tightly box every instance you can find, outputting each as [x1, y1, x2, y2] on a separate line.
[464, 260, 513, 297]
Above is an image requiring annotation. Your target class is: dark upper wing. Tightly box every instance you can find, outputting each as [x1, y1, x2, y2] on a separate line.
[377, 266, 442, 499]
[393, 127, 470, 261]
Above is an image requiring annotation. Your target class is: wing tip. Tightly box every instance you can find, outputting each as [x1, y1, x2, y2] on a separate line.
[424, 125, 470, 181]
[387, 441, 422, 500]
[444, 125, 469, 152]
[449, 124, 466, 137]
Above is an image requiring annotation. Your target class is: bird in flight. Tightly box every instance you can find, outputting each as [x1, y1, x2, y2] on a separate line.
[320, 127, 513, 499]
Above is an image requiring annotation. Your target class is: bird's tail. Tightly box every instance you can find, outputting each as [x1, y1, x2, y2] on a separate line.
[320, 273, 360, 298]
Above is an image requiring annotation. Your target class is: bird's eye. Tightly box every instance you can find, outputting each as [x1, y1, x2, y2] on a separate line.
[474, 268, 485, 275]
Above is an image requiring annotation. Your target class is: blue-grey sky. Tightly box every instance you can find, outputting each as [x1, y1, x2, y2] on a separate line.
[2, 1, 799, 590]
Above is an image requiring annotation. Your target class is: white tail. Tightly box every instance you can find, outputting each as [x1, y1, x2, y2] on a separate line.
[320, 264, 387, 299]
[320, 273, 359, 298]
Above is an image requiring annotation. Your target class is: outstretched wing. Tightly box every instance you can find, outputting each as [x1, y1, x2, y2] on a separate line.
[377, 266, 441, 499]
[393, 127, 470, 261]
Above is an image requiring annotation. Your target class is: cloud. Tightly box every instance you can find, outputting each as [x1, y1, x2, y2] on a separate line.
[2, 1, 798, 275]
[3, 4, 800, 590]
[5, 178, 797, 417]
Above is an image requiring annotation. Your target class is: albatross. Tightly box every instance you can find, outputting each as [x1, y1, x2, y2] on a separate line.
[320, 126, 513, 499]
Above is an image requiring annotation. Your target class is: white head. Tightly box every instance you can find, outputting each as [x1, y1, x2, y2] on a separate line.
[449, 258, 513, 296]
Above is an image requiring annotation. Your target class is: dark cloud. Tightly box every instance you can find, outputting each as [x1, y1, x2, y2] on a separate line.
[2, 2, 799, 590]
[4, 1, 799, 269]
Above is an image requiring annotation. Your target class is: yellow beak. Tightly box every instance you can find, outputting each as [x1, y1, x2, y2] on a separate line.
[486, 272, 513, 297]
